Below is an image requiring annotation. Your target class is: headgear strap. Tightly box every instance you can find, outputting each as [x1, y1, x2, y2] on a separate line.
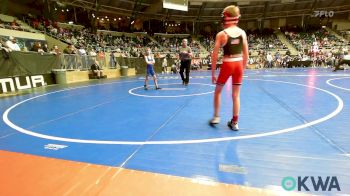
[222, 12, 241, 24]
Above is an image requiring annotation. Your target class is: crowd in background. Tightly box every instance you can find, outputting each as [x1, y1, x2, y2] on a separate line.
[2, 14, 350, 70]
[0, 18, 35, 32]
[283, 26, 347, 51]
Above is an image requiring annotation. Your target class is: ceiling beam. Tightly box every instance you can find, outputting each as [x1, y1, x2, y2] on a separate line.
[196, 2, 206, 21]
[310, 0, 318, 11]
[49, 0, 350, 22]
[131, 0, 141, 17]
[262, 1, 269, 19]
[269, 0, 315, 7]
[327, 0, 339, 7]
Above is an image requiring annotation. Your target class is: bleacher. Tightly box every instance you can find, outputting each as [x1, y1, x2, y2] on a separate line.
[283, 27, 348, 52]
[1, 11, 350, 92]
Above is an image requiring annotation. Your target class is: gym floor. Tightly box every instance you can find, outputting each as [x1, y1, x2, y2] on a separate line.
[1, 68, 349, 195]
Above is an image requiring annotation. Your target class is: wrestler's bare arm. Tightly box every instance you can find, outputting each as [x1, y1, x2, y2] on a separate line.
[241, 30, 249, 68]
[211, 31, 224, 75]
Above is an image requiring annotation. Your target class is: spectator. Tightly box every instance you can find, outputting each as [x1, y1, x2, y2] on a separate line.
[97, 49, 105, 67]
[88, 48, 97, 56]
[77, 45, 87, 56]
[171, 62, 179, 74]
[90, 60, 104, 78]
[333, 50, 350, 71]
[11, 20, 19, 30]
[31, 42, 44, 53]
[162, 57, 167, 74]
[50, 45, 61, 55]
[78, 45, 88, 69]
[109, 51, 116, 68]
[63, 45, 76, 54]
[63, 45, 77, 69]
[266, 52, 273, 68]
[42, 43, 49, 52]
[5, 36, 21, 51]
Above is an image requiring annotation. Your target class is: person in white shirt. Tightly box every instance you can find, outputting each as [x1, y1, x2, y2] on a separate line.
[78, 47, 86, 56]
[144, 47, 161, 90]
[78, 46, 88, 69]
[5, 36, 21, 52]
[88, 48, 97, 56]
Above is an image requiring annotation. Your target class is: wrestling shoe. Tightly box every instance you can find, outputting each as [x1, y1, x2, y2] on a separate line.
[227, 120, 239, 131]
[209, 116, 220, 126]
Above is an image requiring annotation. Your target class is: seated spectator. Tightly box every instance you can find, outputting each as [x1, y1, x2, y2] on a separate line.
[334, 50, 350, 71]
[63, 44, 76, 54]
[90, 60, 104, 78]
[88, 48, 97, 56]
[171, 63, 179, 74]
[31, 42, 44, 53]
[42, 43, 49, 52]
[22, 46, 28, 52]
[11, 20, 19, 30]
[192, 59, 201, 70]
[77, 45, 87, 56]
[325, 56, 334, 67]
[51, 27, 58, 34]
[5, 36, 21, 51]
[50, 45, 61, 55]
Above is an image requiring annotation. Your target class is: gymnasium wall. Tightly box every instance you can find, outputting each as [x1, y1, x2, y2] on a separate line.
[0, 0, 41, 16]
[332, 19, 350, 30]
[0, 28, 45, 40]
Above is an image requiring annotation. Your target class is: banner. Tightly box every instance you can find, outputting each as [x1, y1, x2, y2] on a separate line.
[0, 51, 61, 78]
[0, 73, 55, 94]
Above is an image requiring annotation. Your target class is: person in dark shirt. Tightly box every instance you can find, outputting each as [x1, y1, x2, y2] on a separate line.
[91, 60, 103, 78]
[31, 42, 44, 53]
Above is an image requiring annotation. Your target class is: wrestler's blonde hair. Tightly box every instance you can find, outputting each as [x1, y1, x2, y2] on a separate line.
[223, 5, 240, 18]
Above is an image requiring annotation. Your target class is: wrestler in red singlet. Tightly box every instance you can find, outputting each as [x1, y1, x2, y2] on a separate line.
[209, 5, 249, 131]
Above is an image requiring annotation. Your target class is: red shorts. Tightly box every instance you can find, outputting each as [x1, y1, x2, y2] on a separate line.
[216, 61, 243, 85]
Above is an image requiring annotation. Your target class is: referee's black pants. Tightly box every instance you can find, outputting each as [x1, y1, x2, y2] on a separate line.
[180, 60, 191, 84]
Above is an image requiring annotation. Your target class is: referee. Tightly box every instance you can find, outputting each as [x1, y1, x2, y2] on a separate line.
[179, 39, 193, 86]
